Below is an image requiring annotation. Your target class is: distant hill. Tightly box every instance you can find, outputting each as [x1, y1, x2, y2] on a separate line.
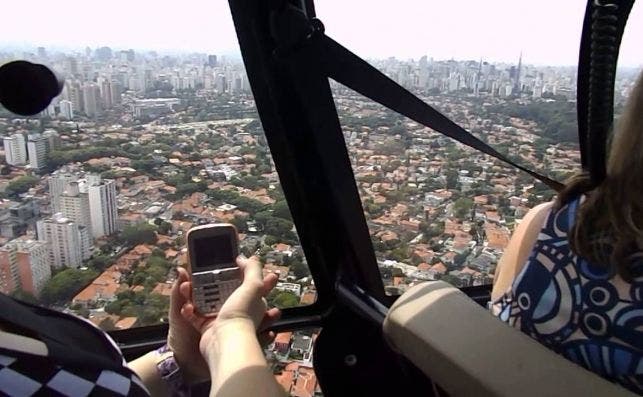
[488, 100, 578, 144]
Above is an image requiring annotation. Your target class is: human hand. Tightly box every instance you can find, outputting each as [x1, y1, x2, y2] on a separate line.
[179, 256, 282, 356]
[167, 266, 209, 383]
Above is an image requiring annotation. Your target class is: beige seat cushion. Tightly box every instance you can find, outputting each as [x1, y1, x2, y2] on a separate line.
[383, 281, 636, 397]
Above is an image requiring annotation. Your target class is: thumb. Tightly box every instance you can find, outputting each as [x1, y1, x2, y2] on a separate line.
[170, 267, 189, 315]
[238, 256, 263, 285]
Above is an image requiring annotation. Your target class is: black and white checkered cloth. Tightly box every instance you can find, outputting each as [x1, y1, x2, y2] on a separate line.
[0, 353, 149, 397]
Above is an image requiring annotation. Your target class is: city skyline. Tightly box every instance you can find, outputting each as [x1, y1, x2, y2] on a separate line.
[1, 0, 642, 66]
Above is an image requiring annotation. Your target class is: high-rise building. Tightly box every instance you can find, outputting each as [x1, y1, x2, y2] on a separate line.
[65, 57, 79, 76]
[98, 77, 112, 109]
[87, 176, 119, 238]
[49, 173, 119, 238]
[82, 83, 99, 117]
[215, 74, 227, 93]
[27, 134, 49, 170]
[95, 46, 112, 62]
[0, 239, 50, 297]
[48, 171, 78, 214]
[515, 52, 523, 94]
[59, 180, 92, 235]
[59, 100, 74, 120]
[69, 81, 84, 114]
[42, 130, 61, 151]
[36, 213, 91, 269]
[110, 80, 123, 106]
[3, 134, 27, 166]
[208, 55, 218, 67]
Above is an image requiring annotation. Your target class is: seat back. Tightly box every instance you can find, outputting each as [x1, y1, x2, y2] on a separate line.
[383, 281, 635, 397]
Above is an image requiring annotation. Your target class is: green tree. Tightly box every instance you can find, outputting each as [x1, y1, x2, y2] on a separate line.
[86, 255, 112, 271]
[231, 215, 248, 233]
[445, 169, 459, 189]
[10, 290, 38, 305]
[268, 291, 299, 309]
[264, 218, 295, 240]
[40, 268, 99, 305]
[120, 224, 158, 246]
[5, 175, 39, 197]
[453, 198, 473, 220]
[272, 201, 293, 221]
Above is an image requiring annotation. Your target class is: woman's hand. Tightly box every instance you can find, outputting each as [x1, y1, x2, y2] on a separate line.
[179, 256, 281, 356]
[166, 266, 210, 383]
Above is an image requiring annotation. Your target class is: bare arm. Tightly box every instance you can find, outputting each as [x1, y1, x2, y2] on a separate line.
[128, 352, 169, 397]
[491, 201, 553, 301]
[204, 319, 285, 397]
[180, 256, 284, 397]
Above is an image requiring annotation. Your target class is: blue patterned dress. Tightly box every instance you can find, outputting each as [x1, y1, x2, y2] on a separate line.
[492, 197, 643, 394]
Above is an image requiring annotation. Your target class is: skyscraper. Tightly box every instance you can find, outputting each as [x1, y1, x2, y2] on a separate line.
[82, 83, 99, 117]
[27, 134, 49, 170]
[49, 173, 119, 239]
[48, 171, 78, 214]
[42, 130, 61, 151]
[98, 77, 112, 109]
[3, 134, 27, 166]
[59, 180, 93, 235]
[69, 81, 84, 114]
[36, 214, 92, 269]
[515, 52, 523, 94]
[0, 239, 50, 297]
[59, 100, 74, 120]
[110, 80, 123, 106]
[87, 176, 119, 238]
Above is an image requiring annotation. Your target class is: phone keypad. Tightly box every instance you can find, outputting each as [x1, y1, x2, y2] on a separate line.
[193, 272, 241, 314]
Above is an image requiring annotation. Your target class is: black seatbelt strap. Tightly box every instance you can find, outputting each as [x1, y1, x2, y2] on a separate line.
[576, 0, 635, 185]
[271, 7, 564, 192]
[318, 35, 564, 192]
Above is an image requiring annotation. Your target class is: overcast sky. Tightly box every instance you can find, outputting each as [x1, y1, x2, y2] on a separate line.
[2, 0, 641, 66]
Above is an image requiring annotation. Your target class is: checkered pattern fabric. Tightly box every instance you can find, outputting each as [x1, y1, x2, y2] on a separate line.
[0, 353, 149, 397]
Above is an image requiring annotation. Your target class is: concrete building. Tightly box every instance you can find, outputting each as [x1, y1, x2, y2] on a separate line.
[36, 213, 92, 269]
[3, 134, 27, 166]
[27, 134, 49, 170]
[59, 180, 92, 235]
[48, 171, 78, 214]
[59, 99, 74, 119]
[87, 176, 119, 238]
[82, 83, 99, 117]
[0, 239, 50, 297]
[0, 200, 39, 239]
[50, 173, 119, 238]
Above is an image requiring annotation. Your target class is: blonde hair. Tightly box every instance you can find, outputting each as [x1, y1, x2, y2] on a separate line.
[557, 72, 643, 281]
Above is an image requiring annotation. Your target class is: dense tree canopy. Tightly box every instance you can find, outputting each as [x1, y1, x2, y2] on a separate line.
[4, 175, 39, 197]
[40, 268, 99, 305]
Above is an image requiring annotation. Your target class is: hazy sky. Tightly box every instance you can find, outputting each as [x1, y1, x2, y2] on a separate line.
[2, 0, 641, 66]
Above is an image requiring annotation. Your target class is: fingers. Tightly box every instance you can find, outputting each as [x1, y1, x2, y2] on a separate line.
[258, 307, 281, 332]
[262, 273, 279, 297]
[258, 331, 276, 347]
[180, 302, 207, 331]
[238, 256, 263, 286]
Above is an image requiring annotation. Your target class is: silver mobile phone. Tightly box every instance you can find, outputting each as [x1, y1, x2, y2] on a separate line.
[186, 223, 241, 316]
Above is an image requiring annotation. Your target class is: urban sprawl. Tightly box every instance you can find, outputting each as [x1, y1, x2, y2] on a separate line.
[0, 46, 638, 397]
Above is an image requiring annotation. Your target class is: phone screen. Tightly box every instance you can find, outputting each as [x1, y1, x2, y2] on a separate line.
[193, 235, 235, 268]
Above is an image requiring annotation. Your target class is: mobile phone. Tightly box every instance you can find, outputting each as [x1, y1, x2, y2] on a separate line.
[186, 223, 241, 316]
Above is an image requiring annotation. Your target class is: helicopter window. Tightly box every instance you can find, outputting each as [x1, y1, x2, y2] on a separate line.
[316, 0, 598, 292]
[0, 0, 316, 334]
